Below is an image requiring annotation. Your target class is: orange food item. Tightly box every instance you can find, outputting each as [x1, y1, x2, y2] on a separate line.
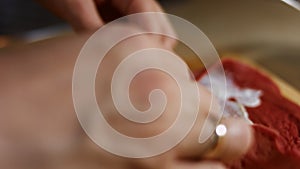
[198, 59, 300, 169]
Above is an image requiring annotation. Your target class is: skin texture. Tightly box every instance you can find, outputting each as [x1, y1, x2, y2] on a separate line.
[0, 25, 252, 168]
[35, 0, 176, 49]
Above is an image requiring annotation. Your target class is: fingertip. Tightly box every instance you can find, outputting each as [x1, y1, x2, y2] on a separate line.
[72, 17, 103, 33]
[68, 0, 104, 33]
[205, 118, 254, 161]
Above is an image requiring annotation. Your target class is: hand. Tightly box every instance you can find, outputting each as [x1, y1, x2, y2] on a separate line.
[90, 24, 253, 168]
[0, 24, 252, 169]
[36, 0, 176, 48]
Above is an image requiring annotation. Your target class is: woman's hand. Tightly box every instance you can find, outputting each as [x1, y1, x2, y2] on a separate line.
[36, 0, 175, 48]
[89, 25, 253, 168]
[0, 25, 252, 169]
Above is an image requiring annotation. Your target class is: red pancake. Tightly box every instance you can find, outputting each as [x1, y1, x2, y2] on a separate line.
[197, 58, 300, 169]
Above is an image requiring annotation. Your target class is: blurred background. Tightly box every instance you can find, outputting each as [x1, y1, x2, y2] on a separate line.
[0, 0, 299, 89]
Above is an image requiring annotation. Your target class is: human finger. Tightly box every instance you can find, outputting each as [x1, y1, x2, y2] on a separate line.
[203, 118, 253, 161]
[66, 0, 104, 32]
[37, 0, 104, 32]
[176, 87, 253, 161]
[111, 0, 177, 49]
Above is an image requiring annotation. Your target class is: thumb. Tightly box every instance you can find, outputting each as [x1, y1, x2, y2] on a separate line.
[203, 118, 253, 161]
[175, 85, 253, 161]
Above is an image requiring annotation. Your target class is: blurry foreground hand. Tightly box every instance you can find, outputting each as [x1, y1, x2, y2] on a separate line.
[0, 24, 252, 169]
[36, 0, 175, 49]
